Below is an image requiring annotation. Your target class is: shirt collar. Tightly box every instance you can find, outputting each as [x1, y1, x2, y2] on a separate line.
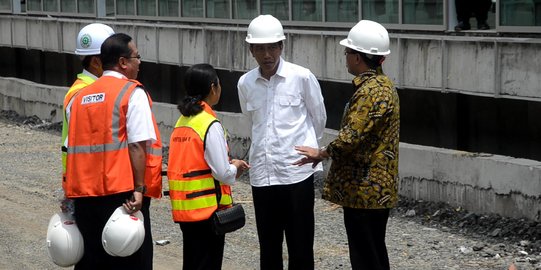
[353, 69, 377, 88]
[102, 70, 128, 79]
[81, 69, 99, 81]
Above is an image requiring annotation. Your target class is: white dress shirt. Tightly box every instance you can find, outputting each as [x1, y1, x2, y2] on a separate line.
[238, 57, 327, 187]
[66, 70, 156, 145]
[204, 121, 237, 185]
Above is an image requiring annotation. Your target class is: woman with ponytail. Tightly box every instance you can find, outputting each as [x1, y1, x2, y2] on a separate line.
[167, 63, 249, 269]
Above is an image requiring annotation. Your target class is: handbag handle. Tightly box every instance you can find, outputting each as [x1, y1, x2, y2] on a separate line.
[214, 179, 235, 206]
[213, 179, 222, 204]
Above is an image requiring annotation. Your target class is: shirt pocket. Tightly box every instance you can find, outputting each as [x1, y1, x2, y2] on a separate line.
[277, 95, 303, 122]
[279, 96, 301, 107]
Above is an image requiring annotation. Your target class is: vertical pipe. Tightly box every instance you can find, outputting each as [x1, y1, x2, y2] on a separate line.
[441, 38, 448, 92]
[493, 41, 500, 98]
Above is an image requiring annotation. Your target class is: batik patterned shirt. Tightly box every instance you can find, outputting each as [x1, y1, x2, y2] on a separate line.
[323, 70, 400, 209]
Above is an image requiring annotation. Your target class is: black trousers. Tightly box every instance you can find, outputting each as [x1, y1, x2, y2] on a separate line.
[73, 192, 147, 270]
[252, 175, 315, 270]
[343, 207, 391, 270]
[455, 0, 492, 23]
[179, 219, 225, 270]
[140, 196, 153, 270]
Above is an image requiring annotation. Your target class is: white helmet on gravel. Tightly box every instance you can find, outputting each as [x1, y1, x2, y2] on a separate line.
[75, 23, 115, 56]
[102, 206, 145, 257]
[246, 15, 286, 44]
[340, 20, 390, 56]
[46, 212, 84, 267]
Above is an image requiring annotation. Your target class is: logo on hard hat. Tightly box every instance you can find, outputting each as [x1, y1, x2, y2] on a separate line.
[80, 34, 92, 49]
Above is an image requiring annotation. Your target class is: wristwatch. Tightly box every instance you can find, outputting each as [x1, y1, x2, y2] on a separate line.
[134, 185, 147, 194]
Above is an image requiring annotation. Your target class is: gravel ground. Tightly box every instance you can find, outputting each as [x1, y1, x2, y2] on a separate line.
[0, 110, 539, 270]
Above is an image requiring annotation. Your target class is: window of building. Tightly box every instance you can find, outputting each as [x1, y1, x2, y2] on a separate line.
[292, 0, 322, 21]
[232, 0, 257, 19]
[500, 0, 541, 26]
[117, 0, 135, 14]
[207, 0, 229, 18]
[27, 0, 40, 10]
[60, 0, 75, 12]
[326, 0, 357, 22]
[403, 0, 443, 25]
[78, 0, 94, 13]
[44, 0, 57, 11]
[137, 0, 156, 15]
[0, 0, 10, 10]
[159, 0, 179, 16]
[182, 0, 203, 17]
[106, 0, 115, 16]
[261, 0, 288, 20]
[362, 0, 398, 23]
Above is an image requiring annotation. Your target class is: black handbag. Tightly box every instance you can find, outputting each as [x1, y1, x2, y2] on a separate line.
[211, 180, 246, 235]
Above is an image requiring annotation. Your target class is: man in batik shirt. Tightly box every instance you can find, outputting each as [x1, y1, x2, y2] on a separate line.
[294, 20, 399, 270]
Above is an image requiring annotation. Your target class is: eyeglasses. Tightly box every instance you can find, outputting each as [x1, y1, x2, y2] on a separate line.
[123, 54, 141, 60]
[344, 50, 359, 56]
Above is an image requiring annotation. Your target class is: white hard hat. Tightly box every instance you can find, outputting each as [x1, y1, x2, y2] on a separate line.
[102, 206, 145, 257]
[340, 20, 390, 56]
[75, 23, 115, 56]
[46, 212, 84, 267]
[246, 15, 286, 44]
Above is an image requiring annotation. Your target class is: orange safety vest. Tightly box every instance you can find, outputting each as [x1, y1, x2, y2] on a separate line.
[65, 76, 162, 198]
[167, 103, 232, 222]
[61, 73, 96, 192]
[145, 98, 163, 199]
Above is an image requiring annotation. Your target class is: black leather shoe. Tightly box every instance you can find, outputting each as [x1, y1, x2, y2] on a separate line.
[478, 22, 490, 30]
[454, 21, 471, 31]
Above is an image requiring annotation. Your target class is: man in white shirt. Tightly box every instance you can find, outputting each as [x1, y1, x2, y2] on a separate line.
[237, 15, 327, 270]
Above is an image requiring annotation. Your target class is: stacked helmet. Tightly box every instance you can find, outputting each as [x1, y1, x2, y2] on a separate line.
[246, 15, 286, 44]
[75, 23, 115, 56]
[340, 20, 390, 56]
[102, 206, 145, 257]
[46, 212, 84, 267]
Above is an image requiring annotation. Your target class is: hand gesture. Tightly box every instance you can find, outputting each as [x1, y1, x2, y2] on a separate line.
[293, 145, 323, 168]
[231, 159, 250, 178]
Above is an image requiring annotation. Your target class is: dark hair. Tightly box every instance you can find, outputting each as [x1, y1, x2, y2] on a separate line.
[81, 55, 93, 69]
[360, 53, 384, 70]
[100, 33, 133, 70]
[178, 63, 219, 116]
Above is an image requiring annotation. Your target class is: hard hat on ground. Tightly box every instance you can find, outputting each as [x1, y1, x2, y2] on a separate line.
[75, 23, 115, 56]
[340, 20, 390, 56]
[102, 206, 145, 257]
[46, 212, 84, 267]
[246, 15, 286, 44]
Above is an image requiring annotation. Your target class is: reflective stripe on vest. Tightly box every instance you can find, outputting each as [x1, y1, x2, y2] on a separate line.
[167, 109, 232, 222]
[61, 74, 96, 190]
[65, 78, 136, 198]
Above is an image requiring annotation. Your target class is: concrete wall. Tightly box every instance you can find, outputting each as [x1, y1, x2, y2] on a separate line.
[0, 76, 539, 221]
[2, 17, 541, 102]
